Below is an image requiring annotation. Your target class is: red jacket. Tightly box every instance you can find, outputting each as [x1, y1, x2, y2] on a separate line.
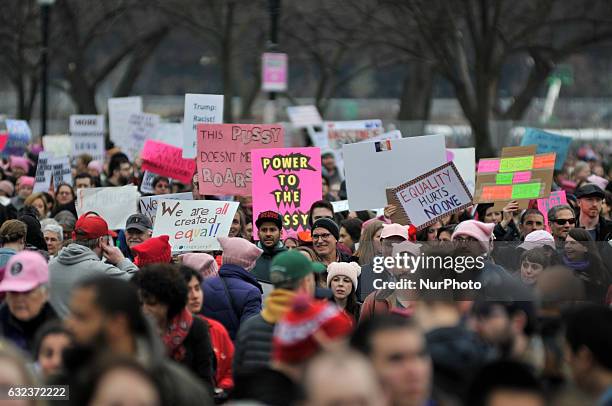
[198, 315, 234, 390]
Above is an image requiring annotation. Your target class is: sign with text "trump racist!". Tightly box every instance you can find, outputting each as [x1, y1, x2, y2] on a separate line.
[196, 124, 284, 196]
[152, 199, 239, 252]
[251, 147, 322, 235]
[390, 162, 473, 230]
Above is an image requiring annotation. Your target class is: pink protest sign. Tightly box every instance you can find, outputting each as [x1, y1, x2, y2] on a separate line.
[196, 124, 284, 196]
[251, 147, 322, 235]
[262, 53, 288, 92]
[537, 190, 567, 231]
[141, 140, 195, 184]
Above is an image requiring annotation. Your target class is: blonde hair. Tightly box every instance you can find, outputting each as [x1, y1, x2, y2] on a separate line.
[0, 220, 27, 245]
[24, 193, 48, 214]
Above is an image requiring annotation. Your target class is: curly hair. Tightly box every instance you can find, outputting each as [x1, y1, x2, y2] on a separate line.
[131, 263, 188, 321]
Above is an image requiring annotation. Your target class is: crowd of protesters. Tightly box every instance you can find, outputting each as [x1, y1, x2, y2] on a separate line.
[0, 140, 609, 406]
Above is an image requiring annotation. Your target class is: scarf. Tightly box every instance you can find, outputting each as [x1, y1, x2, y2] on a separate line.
[261, 289, 296, 323]
[162, 307, 193, 362]
[562, 255, 590, 271]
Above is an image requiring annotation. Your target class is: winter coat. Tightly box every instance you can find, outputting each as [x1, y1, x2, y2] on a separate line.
[233, 289, 296, 374]
[251, 242, 287, 283]
[175, 315, 215, 386]
[198, 315, 235, 390]
[49, 243, 139, 318]
[0, 302, 57, 353]
[202, 264, 263, 340]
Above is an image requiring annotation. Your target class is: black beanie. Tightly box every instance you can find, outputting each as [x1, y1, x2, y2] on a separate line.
[312, 218, 339, 241]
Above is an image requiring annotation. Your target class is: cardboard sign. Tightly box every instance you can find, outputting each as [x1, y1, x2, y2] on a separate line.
[125, 113, 160, 161]
[141, 140, 195, 185]
[108, 97, 142, 146]
[251, 147, 322, 235]
[537, 190, 568, 232]
[195, 124, 284, 196]
[344, 135, 446, 211]
[76, 186, 140, 230]
[262, 52, 288, 92]
[4, 120, 32, 156]
[286, 105, 323, 128]
[521, 128, 571, 170]
[139, 192, 192, 224]
[182, 94, 224, 159]
[447, 148, 476, 194]
[389, 162, 473, 229]
[33, 152, 54, 193]
[325, 120, 383, 151]
[474, 145, 555, 210]
[42, 135, 71, 157]
[152, 199, 239, 252]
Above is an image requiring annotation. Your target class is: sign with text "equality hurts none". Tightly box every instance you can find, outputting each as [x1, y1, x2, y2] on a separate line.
[251, 147, 322, 235]
[152, 199, 239, 252]
[196, 124, 284, 196]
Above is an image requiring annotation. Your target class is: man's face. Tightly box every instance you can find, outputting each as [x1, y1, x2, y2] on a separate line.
[154, 180, 170, 195]
[312, 226, 337, 258]
[549, 209, 575, 240]
[126, 228, 151, 248]
[311, 207, 333, 223]
[381, 236, 405, 258]
[520, 214, 544, 238]
[65, 287, 105, 346]
[578, 196, 602, 218]
[258, 222, 281, 248]
[369, 328, 432, 406]
[473, 304, 513, 347]
[75, 177, 93, 189]
[119, 162, 133, 180]
[322, 155, 335, 171]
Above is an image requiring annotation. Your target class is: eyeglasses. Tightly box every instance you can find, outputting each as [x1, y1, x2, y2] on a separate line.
[553, 218, 576, 225]
[524, 221, 543, 226]
[312, 233, 332, 241]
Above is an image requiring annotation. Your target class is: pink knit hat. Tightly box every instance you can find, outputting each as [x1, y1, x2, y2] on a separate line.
[9, 156, 29, 172]
[451, 220, 495, 251]
[180, 253, 219, 279]
[218, 236, 263, 271]
[17, 176, 35, 188]
[326, 262, 361, 290]
[518, 230, 556, 251]
[380, 223, 408, 240]
[88, 160, 104, 174]
[0, 181, 14, 197]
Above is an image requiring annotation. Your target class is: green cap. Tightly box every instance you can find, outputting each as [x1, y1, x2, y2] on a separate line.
[269, 250, 325, 284]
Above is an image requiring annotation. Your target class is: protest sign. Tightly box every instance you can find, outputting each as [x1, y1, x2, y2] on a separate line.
[33, 152, 53, 193]
[343, 135, 446, 211]
[69, 115, 105, 162]
[108, 96, 142, 145]
[325, 120, 383, 151]
[141, 140, 195, 185]
[447, 148, 476, 194]
[42, 135, 71, 157]
[521, 128, 571, 170]
[361, 130, 402, 144]
[4, 120, 32, 156]
[195, 124, 284, 196]
[125, 113, 160, 161]
[152, 199, 239, 252]
[153, 122, 183, 148]
[262, 52, 288, 92]
[140, 171, 161, 194]
[52, 156, 72, 186]
[306, 126, 329, 148]
[76, 186, 140, 230]
[286, 105, 323, 128]
[182, 94, 224, 159]
[388, 162, 473, 230]
[139, 192, 192, 224]
[537, 190, 568, 232]
[69, 115, 105, 135]
[474, 145, 555, 210]
[251, 147, 322, 234]
[331, 200, 350, 213]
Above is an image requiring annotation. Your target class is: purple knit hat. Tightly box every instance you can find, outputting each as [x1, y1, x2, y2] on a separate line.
[218, 236, 263, 271]
[180, 253, 219, 279]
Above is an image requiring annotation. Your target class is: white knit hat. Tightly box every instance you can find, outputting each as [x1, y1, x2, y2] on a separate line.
[326, 262, 361, 290]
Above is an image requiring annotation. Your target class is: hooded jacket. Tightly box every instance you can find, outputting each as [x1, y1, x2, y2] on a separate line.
[251, 241, 287, 282]
[0, 301, 57, 352]
[49, 243, 138, 318]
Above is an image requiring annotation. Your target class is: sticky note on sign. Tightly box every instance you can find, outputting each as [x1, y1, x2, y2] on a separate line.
[512, 171, 532, 183]
[495, 173, 513, 185]
[478, 159, 500, 173]
[533, 153, 556, 169]
[499, 156, 534, 173]
[511, 182, 541, 199]
[481, 185, 512, 200]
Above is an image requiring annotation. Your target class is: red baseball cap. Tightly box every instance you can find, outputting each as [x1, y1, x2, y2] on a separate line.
[73, 211, 117, 240]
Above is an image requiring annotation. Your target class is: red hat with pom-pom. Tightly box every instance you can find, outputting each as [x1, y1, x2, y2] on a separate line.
[132, 235, 172, 267]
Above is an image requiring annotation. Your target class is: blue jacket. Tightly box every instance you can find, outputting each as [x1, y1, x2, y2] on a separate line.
[202, 264, 263, 340]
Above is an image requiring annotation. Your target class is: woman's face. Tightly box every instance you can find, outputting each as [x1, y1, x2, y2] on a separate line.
[339, 227, 354, 251]
[153, 180, 170, 195]
[426, 222, 442, 241]
[44, 231, 62, 256]
[140, 294, 169, 330]
[32, 198, 46, 218]
[438, 230, 452, 242]
[330, 275, 352, 300]
[90, 368, 160, 406]
[6, 287, 48, 321]
[186, 276, 203, 314]
[56, 186, 74, 205]
[284, 238, 298, 250]
[372, 228, 383, 255]
[484, 207, 502, 224]
[564, 235, 588, 261]
[38, 333, 71, 378]
[322, 179, 330, 195]
[520, 259, 544, 285]
[229, 212, 242, 237]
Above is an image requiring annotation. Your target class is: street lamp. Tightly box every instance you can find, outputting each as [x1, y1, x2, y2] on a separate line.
[38, 0, 55, 138]
[263, 0, 282, 123]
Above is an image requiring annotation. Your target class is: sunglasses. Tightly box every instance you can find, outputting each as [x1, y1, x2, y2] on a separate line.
[552, 218, 576, 225]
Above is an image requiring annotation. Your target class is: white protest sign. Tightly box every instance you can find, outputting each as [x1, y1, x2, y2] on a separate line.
[52, 156, 72, 186]
[182, 94, 224, 159]
[153, 122, 183, 148]
[139, 192, 192, 224]
[152, 199, 239, 252]
[108, 97, 143, 146]
[76, 185, 140, 230]
[140, 171, 157, 194]
[126, 112, 160, 161]
[306, 126, 329, 148]
[343, 134, 446, 211]
[69, 115, 105, 134]
[331, 200, 350, 213]
[325, 120, 383, 150]
[286, 105, 323, 128]
[393, 162, 473, 230]
[70, 115, 105, 162]
[33, 152, 53, 193]
[42, 135, 71, 157]
[447, 148, 476, 194]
